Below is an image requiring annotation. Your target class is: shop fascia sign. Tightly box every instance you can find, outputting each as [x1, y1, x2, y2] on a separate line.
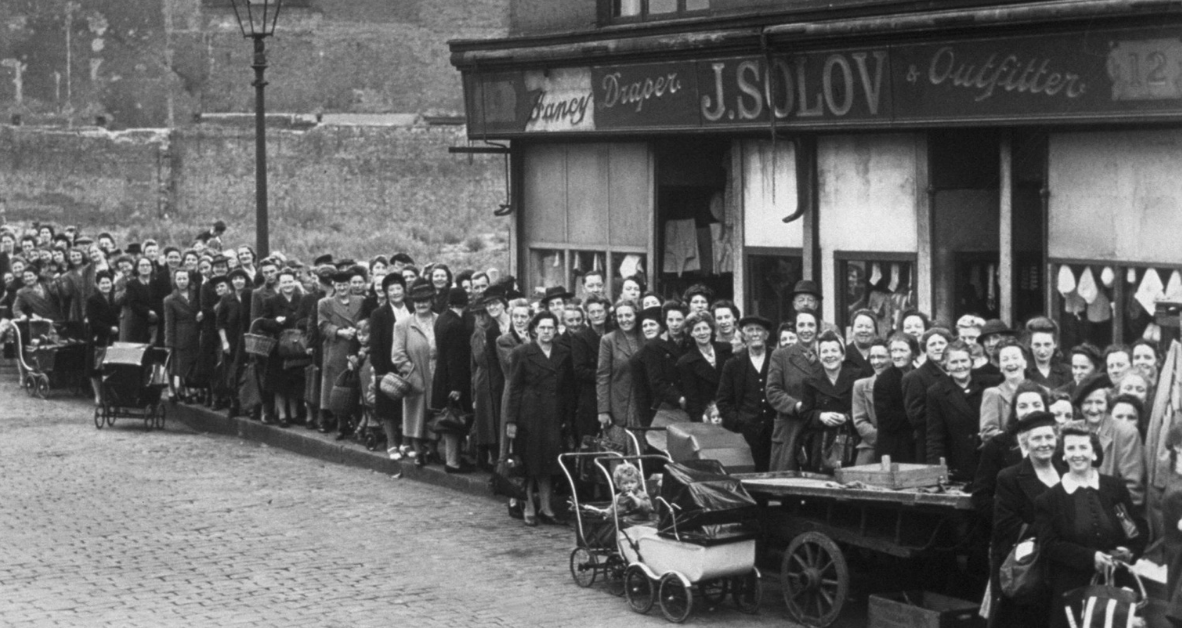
[465, 26, 1180, 136]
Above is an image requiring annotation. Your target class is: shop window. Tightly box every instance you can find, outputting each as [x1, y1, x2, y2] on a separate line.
[611, 0, 710, 20]
[529, 249, 568, 294]
[655, 139, 733, 303]
[746, 251, 802, 326]
[1052, 262, 1181, 350]
[834, 254, 917, 337]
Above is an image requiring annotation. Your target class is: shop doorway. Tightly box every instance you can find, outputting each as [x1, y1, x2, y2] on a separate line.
[654, 139, 734, 303]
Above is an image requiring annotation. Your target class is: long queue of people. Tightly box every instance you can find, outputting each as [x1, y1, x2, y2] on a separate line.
[0, 221, 1181, 627]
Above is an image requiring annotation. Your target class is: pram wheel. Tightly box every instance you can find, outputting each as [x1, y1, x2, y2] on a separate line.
[106, 407, 116, 427]
[781, 531, 847, 628]
[731, 569, 762, 614]
[570, 548, 598, 588]
[623, 564, 655, 614]
[658, 573, 694, 623]
[35, 375, 49, 399]
[143, 405, 156, 431]
[94, 406, 105, 430]
[364, 432, 379, 451]
[699, 579, 728, 606]
[155, 404, 167, 430]
[23, 375, 36, 397]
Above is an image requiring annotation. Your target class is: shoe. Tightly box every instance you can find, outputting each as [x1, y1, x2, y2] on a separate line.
[304, 420, 318, 430]
[317, 423, 331, 434]
[523, 513, 539, 527]
[415, 452, 427, 467]
[508, 499, 524, 520]
[277, 419, 291, 428]
[387, 447, 402, 461]
[537, 511, 565, 526]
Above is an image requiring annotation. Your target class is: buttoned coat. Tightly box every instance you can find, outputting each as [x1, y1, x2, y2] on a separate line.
[505, 342, 575, 476]
[1094, 417, 1146, 507]
[163, 290, 201, 380]
[715, 348, 775, 436]
[470, 315, 504, 448]
[765, 343, 820, 471]
[642, 336, 686, 411]
[873, 364, 914, 462]
[850, 375, 878, 465]
[902, 359, 949, 464]
[677, 342, 733, 423]
[317, 295, 363, 411]
[990, 456, 1067, 628]
[431, 308, 472, 411]
[925, 373, 988, 480]
[392, 312, 438, 439]
[597, 330, 645, 427]
[979, 379, 1022, 441]
[369, 303, 406, 424]
[570, 326, 602, 436]
[798, 367, 857, 472]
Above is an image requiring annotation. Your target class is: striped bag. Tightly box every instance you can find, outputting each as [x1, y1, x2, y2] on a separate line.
[1063, 564, 1146, 628]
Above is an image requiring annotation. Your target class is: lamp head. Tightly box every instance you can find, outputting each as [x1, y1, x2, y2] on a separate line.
[230, 0, 282, 38]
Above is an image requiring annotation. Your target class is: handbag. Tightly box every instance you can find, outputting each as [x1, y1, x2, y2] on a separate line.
[427, 400, 472, 434]
[999, 523, 1045, 602]
[1062, 563, 1147, 628]
[277, 328, 308, 359]
[819, 425, 856, 473]
[238, 360, 262, 409]
[490, 435, 526, 499]
[329, 369, 358, 416]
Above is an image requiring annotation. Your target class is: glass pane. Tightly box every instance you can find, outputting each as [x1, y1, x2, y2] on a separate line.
[647, 0, 676, 13]
[529, 249, 567, 296]
[746, 254, 802, 328]
[616, 0, 641, 15]
[1123, 267, 1179, 343]
[570, 250, 608, 299]
[839, 259, 917, 338]
[684, 0, 709, 9]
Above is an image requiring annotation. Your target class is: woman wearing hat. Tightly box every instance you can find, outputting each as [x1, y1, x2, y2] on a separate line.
[85, 270, 121, 405]
[627, 306, 664, 430]
[318, 270, 364, 431]
[988, 411, 1066, 628]
[597, 299, 646, 441]
[392, 279, 440, 465]
[471, 284, 508, 467]
[1035, 423, 1146, 628]
[504, 310, 573, 526]
[261, 268, 309, 426]
[368, 272, 408, 458]
[1072, 373, 1145, 507]
[973, 381, 1050, 518]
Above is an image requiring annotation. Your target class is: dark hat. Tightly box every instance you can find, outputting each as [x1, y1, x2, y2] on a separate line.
[227, 268, 251, 283]
[1016, 410, 1057, 434]
[334, 257, 357, 269]
[73, 236, 94, 247]
[979, 319, 1015, 339]
[738, 315, 774, 331]
[314, 264, 337, 280]
[637, 306, 663, 327]
[448, 287, 469, 308]
[330, 270, 355, 284]
[389, 252, 415, 266]
[381, 272, 406, 293]
[482, 284, 508, 304]
[210, 255, 229, 267]
[211, 219, 227, 233]
[285, 259, 304, 270]
[312, 254, 334, 267]
[94, 269, 114, 283]
[1071, 373, 1113, 408]
[124, 243, 142, 255]
[540, 285, 574, 305]
[207, 275, 232, 290]
[791, 279, 822, 299]
[348, 265, 368, 280]
[408, 279, 436, 302]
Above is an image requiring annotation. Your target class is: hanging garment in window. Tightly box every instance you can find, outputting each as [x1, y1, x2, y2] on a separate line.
[1086, 291, 1112, 323]
[1164, 270, 1182, 300]
[1134, 268, 1165, 315]
[711, 224, 736, 275]
[1057, 265, 1077, 296]
[662, 219, 700, 276]
[696, 225, 713, 275]
[1100, 266, 1115, 288]
[619, 254, 643, 279]
[1077, 267, 1099, 304]
[888, 264, 900, 293]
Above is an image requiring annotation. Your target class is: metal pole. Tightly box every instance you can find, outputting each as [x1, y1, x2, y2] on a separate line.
[252, 34, 269, 259]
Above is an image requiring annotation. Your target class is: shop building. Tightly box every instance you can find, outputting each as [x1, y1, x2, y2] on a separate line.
[449, 0, 1180, 347]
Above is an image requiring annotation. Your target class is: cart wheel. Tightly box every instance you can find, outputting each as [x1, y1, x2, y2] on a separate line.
[35, 375, 49, 399]
[781, 531, 849, 627]
[659, 573, 694, 623]
[698, 579, 728, 606]
[732, 568, 762, 614]
[570, 548, 598, 588]
[106, 406, 115, 427]
[93, 406, 105, 430]
[623, 564, 655, 615]
[156, 403, 167, 430]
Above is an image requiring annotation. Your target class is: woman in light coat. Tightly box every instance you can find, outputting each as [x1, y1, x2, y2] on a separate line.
[392, 280, 439, 466]
[317, 271, 364, 431]
[597, 299, 646, 439]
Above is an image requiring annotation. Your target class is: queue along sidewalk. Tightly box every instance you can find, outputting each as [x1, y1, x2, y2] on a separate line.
[168, 401, 502, 500]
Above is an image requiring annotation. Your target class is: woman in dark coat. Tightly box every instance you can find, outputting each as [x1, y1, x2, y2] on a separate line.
[874, 332, 918, 462]
[989, 411, 1066, 628]
[925, 339, 989, 481]
[901, 327, 952, 464]
[1035, 424, 1147, 628]
[261, 268, 308, 426]
[676, 310, 733, 423]
[163, 268, 201, 402]
[471, 285, 507, 466]
[121, 256, 159, 344]
[570, 296, 607, 442]
[973, 381, 1050, 516]
[798, 330, 857, 473]
[505, 310, 574, 527]
[85, 270, 121, 405]
[369, 272, 409, 460]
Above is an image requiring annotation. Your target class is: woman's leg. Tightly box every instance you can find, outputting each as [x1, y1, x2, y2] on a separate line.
[537, 475, 554, 515]
[524, 480, 537, 520]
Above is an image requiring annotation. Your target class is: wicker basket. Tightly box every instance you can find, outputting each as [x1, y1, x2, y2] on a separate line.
[243, 333, 276, 357]
[329, 382, 356, 416]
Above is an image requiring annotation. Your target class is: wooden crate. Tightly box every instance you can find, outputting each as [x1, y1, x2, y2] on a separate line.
[834, 455, 947, 489]
[868, 591, 984, 628]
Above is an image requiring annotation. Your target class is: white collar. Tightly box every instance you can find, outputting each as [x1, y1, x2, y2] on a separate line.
[1061, 470, 1100, 494]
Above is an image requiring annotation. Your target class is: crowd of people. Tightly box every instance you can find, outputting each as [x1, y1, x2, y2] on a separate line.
[0, 220, 1181, 627]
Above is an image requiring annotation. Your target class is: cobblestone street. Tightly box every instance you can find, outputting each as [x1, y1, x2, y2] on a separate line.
[0, 378, 833, 628]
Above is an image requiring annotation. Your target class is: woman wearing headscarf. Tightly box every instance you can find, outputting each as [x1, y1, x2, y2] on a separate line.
[1035, 424, 1147, 628]
[370, 272, 408, 460]
[505, 310, 574, 527]
[261, 267, 308, 427]
[318, 270, 364, 432]
[163, 268, 201, 403]
[85, 270, 121, 406]
[392, 280, 439, 465]
[596, 299, 646, 441]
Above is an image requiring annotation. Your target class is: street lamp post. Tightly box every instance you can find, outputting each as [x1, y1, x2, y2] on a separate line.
[229, 0, 283, 260]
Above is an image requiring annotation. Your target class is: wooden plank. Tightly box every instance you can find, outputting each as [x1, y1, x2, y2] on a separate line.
[760, 510, 916, 558]
[739, 475, 974, 510]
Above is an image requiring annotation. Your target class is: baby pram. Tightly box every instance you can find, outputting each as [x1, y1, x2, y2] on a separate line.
[604, 457, 762, 623]
[95, 342, 171, 431]
[3, 319, 88, 399]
